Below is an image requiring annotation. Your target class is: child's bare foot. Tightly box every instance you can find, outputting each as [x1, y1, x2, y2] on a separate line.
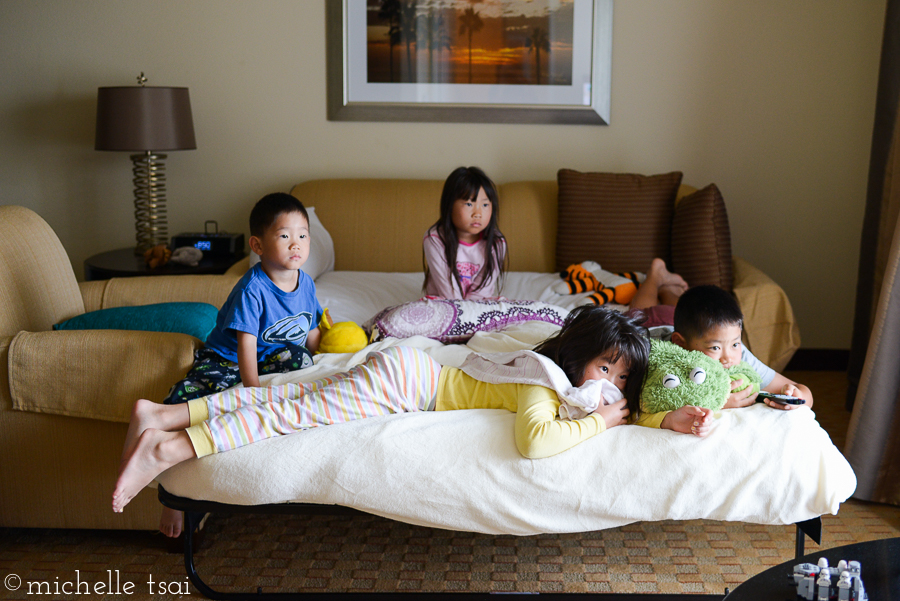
[113, 429, 194, 513]
[648, 258, 688, 290]
[661, 405, 714, 437]
[159, 506, 184, 538]
[120, 399, 190, 467]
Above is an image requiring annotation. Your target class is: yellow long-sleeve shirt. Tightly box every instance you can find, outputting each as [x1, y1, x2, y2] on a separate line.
[632, 411, 668, 429]
[435, 367, 608, 459]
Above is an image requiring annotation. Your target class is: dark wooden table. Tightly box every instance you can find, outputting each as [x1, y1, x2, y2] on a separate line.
[724, 537, 898, 600]
[84, 247, 245, 281]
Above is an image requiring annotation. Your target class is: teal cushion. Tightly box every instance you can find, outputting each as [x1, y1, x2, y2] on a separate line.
[53, 302, 219, 342]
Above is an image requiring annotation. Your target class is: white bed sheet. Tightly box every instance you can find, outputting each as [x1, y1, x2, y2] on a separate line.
[157, 323, 857, 536]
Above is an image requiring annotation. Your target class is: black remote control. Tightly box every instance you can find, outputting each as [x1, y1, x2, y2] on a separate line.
[756, 391, 806, 405]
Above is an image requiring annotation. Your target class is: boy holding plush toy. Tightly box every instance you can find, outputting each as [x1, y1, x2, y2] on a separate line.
[635, 284, 813, 436]
[667, 285, 812, 409]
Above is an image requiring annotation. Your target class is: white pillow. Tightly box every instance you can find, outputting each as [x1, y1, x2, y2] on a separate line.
[248, 206, 335, 280]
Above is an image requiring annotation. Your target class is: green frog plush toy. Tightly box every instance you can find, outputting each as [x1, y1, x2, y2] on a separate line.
[640, 339, 762, 414]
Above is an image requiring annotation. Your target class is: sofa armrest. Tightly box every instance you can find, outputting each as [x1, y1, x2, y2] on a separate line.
[226, 255, 250, 277]
[6, 330, 200, 423]
[79, 280, 107, 313]
[79, 274, 240, 311]
[732, 256, 801, 372]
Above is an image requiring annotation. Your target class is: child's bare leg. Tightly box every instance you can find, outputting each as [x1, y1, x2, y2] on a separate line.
[113, 429, 195, 513]
[159, 506, 184, 538]
[121, 400, 192, 534]
[629, 279, 661, 311]
[658, 283, 687, 307]
[630, 258, 688, 310]
[121, 399, 191, 466]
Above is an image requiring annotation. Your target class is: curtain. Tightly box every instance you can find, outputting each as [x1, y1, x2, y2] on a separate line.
[844, 0, 900, 506]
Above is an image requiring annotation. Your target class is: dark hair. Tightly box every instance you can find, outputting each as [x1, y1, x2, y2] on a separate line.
[673, 285, 744, 342]
[249, 193, 309, 237]
[533, 305, 650, 414]
[423, 166, 507, 295]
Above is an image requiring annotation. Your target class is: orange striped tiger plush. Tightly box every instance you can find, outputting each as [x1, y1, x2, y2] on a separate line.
[553, 261, 645, 306]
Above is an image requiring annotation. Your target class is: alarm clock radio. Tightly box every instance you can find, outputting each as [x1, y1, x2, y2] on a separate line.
[172, 221, 244, 257]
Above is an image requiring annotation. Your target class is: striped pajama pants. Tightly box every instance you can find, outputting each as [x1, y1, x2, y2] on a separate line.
[186, 346, 442, 456]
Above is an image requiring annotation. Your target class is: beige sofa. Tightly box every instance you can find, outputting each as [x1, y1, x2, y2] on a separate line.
[0, 178, 799, 531]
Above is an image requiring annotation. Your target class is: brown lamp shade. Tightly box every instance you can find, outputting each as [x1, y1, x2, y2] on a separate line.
[95, 86, 196, 151]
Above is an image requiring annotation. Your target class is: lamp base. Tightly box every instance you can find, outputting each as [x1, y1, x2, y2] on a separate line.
[131, 151, 169, 254]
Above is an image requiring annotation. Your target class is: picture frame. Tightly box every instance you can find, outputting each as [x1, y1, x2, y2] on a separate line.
[326, 0, 612, 125]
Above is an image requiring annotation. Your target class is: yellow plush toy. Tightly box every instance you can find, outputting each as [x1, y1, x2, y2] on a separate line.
[317, 309, 368, 354]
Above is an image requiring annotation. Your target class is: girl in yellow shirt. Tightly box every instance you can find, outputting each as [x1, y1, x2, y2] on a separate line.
[114, 306, 651, 514]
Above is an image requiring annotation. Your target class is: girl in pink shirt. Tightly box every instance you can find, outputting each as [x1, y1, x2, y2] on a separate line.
[423, 167, 508, 299]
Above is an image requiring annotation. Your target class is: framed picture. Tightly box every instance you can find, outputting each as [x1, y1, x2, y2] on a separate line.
[326, 0, 612, 125]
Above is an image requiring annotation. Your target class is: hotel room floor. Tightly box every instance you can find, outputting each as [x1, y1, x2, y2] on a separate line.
[1, 370, 898, 598]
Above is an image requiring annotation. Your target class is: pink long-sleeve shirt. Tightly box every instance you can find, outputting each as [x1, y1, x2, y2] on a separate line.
[423, 226, 506, 300]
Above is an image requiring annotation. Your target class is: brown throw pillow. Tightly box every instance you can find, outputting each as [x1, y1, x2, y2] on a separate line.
[555, 169, 683, 273]
[671, 183, 733, 291]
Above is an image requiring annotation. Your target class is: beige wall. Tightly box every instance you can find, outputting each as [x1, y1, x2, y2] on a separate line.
[0, 0, 885, 349]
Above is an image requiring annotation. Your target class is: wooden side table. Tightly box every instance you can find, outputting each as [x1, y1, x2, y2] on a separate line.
[84, 248, 246, 281]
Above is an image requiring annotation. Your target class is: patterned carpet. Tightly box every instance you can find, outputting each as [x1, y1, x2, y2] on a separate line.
[2, 371, 899, 599]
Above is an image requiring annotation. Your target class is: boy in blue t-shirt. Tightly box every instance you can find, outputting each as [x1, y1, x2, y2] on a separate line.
[164, 193, 322, 404]
[159, 192, 322, 537]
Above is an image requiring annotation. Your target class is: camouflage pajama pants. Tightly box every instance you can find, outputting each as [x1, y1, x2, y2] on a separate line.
[163, 345, 314, 405]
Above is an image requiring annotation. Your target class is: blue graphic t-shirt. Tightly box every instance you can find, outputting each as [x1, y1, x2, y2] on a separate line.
[205, 263, 323, 363]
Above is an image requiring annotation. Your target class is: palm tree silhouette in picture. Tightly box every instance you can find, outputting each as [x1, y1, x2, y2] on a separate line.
[526, 26, 551, 85]
[458, 5, 483, 84]
[379, 0, 402, 82]
[424, 7, 452, 83]
[399, 0, 417, 82]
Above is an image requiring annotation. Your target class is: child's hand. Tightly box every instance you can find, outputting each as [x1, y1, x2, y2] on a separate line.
[763, 384, 810, 411]
[661, 406, 714, 437]
[723, 378, 758, 408]
[595, 399, 629, 429]
[761, 376, 814, 411]
[782, 384, 801, 398]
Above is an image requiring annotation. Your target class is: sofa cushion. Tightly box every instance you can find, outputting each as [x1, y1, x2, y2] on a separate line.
[496, 180, 558, 273]
[671, 183, 733, 291]
[53, 302, 219, 342]
[555, 170, 683, 273]
[290, 179, 445, 272]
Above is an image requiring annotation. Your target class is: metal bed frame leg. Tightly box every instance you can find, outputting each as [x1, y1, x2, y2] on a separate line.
[795, 517, 822, 559]
[183, 510, 224, 600]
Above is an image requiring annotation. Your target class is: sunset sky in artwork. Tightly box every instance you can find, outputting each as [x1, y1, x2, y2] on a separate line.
[366, 0, 574, 85]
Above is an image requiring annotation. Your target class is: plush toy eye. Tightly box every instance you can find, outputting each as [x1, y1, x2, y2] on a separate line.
[690, 367, 707, 384]
[663, 374, 680, 388]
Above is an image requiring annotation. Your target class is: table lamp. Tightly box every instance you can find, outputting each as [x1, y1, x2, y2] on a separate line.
[95, 73, 196, 253]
